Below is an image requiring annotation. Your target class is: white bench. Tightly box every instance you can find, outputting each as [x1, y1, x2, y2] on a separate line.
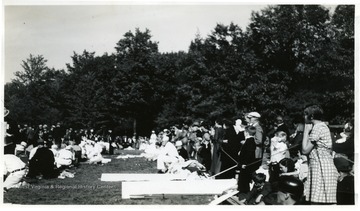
[100, 173, 187, 182]
[121, 179, 237, 199]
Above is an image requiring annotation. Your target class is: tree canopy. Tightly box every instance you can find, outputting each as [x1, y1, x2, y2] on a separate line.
[5, 5, 354, 135]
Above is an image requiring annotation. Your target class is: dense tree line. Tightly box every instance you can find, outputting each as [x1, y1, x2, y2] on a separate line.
[5, 5, 354, 136]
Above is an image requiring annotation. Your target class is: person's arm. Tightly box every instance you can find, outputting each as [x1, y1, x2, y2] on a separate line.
[302, 124, 314, 155]
[254, 127, 263, 145]
[3, 161, 9, 176]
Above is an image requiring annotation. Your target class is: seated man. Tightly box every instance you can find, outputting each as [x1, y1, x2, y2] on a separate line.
[261, 176, 304, 205]
[157, 135, 182, 173]
[3, 154, 27, 192]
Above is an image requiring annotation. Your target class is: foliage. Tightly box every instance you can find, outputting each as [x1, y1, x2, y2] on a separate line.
[5, 5, 354, 135]
[5, 55, 65, 125]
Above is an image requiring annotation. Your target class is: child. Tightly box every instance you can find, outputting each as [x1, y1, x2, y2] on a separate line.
[269, 131, 290, 182]
[237, 126, 257, 194]
[239, 173, 272, 205]
[270, 131, 289, 163]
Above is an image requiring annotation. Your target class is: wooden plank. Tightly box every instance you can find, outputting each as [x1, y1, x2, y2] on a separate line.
[226, 196, 242, 205]
[122, 179, 237, 199]
[209, 190, 239, 205]
[101, 173, 187, 182]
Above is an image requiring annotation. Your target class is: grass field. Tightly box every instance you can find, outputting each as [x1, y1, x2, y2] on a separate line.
[3, 149, 214, 205]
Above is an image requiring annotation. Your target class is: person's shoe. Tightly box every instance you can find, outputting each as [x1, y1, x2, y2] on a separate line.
[20, 181, 29, 187]
[58, 174, 65, 179]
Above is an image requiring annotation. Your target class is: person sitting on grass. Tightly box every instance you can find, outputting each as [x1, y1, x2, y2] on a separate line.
[26, 139, 59, 179]
[157, 135, 182, 173]
[87, 139, 110, 164]
[238, 173, 272, 205]
[56, 143, 74, 169]
[4, 154, 27, 192]
[69, 139, 82, 166]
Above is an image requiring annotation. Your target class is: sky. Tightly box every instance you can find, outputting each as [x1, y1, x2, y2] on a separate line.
[2, 2, 339, 83]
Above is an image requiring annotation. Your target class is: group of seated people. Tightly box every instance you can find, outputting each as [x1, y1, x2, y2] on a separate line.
[3, 133, 116, 192]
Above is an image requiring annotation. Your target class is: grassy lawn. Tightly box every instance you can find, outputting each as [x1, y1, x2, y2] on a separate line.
[3, 150, 214, 205]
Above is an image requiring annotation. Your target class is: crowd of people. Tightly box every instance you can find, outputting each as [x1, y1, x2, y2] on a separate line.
[3, 104, 355, 205]
[138, 105, 354, 205]
[3, 122, 143, 191]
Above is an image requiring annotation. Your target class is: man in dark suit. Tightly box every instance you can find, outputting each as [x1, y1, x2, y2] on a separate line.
[218, 118, 244, 179]
[237, 126, 257, 194]
[106, 129, 115, 155]
[53, 122, 65, 147]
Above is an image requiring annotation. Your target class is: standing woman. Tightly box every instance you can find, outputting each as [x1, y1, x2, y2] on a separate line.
[302, 105, 338, 204]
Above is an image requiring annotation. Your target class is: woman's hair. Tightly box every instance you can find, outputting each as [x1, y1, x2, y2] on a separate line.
[279, 158, 295, 172]
[304, 104, 323, 120]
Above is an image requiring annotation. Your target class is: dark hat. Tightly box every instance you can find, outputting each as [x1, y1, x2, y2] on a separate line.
[334, 157, 352, 172]
[278, 176, 304, 200]
[262, 176, 304, 205]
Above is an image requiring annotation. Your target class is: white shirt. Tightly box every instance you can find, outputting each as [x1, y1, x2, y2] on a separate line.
[150, 133, 157, 140]
[270, 141, 288, 163]
[29, 146, 39, 160]
[160, 142, 179, 158]
[4, 154, 26, 175]
[50, 149, 59, 158]
[58, 149, 74, 160]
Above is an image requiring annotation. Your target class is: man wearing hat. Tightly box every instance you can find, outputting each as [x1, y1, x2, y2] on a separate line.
[246, 112, 263, 168]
